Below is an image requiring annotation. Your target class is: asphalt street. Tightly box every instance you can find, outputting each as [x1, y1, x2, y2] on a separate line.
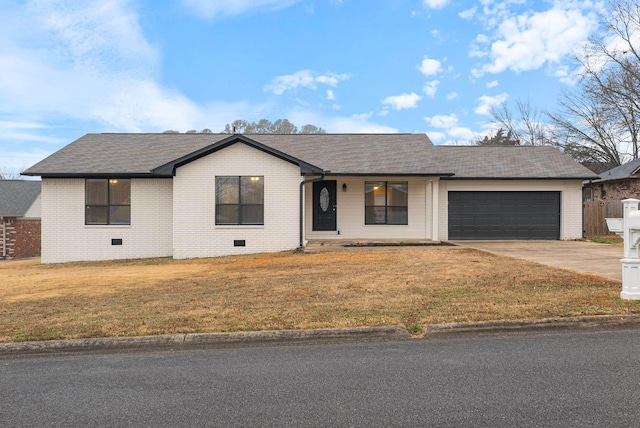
[2, 328, 640, 427]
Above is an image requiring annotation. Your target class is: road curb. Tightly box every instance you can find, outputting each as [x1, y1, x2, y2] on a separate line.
[3, 316, 640, 355]
[0, 326, 411, 355]
[425, 314, 640, 337]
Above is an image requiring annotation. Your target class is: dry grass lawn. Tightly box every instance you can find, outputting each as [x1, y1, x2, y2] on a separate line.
[1, 246, 638, 343]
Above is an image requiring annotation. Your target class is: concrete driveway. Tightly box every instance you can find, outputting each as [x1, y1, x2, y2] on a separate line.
[451, 240, 623, 281]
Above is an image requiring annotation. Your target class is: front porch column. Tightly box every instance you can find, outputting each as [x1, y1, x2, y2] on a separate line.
[431, 180, 439, 242]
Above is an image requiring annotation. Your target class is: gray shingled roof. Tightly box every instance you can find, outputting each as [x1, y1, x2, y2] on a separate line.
[590, 158, 640, 183]
[0, 180, 41, 217]
[22, 133, 598, 179]
[436, 146, 597, 179]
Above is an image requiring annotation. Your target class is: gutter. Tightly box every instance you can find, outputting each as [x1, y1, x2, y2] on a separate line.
[440, 176, 600, 181]
[299, 172, 328, 248]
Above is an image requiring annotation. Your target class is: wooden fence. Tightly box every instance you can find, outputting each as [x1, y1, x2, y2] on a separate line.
[583, 200, 623, 237]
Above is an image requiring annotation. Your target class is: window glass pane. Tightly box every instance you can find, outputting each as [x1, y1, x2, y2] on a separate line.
[216, 177, 239, 204]
[86, 179, 108, 205]
[86, 206, 108, 224]
[365, 206, 386, 224]
[387, 206, 408, 225]
[365, 182, 385, 206]
[216, 205, 239, 224]
[110, 206, 131, 225]
[241, 205, 264, 224]
[241, 176, 264, 204]
[109, 179, 131, 204]
[388, 182, 408, 206]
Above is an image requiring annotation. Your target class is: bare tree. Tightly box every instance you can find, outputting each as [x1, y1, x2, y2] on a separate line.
[0, 166, 22, 180]
[551, 0, 640, 170]
[490, 99, 550, 146]
[548, 87, 624, 173]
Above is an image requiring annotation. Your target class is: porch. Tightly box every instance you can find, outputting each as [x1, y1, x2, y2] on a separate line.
[304, 239, 445, 253]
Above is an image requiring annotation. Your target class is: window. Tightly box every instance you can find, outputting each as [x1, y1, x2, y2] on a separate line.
[365, 181, 408, 225]
[85, 179, 131, 225]
[216, 176, 264, 225]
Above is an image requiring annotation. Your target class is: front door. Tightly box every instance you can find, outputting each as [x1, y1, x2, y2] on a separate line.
[313, 180, 337, 231]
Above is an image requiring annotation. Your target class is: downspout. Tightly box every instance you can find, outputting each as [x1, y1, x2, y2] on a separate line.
[1, 216, 5, 259]
[299, 173, 327, 248]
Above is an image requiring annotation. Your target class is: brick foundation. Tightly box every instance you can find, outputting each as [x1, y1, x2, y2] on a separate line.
[2, 218, 41, 258]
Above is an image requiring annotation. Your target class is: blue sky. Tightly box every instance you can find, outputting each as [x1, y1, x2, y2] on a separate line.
[0, 0, 606, 176]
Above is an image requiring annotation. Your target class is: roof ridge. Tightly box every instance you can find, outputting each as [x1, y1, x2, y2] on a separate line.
[96, 132, 423, 136]
[438, 145, 556, 148]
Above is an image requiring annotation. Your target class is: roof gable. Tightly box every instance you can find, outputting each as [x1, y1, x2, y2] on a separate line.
[591, 158, 640, 183]
[0, 180, 41, 216]
[151, 134, 324, 176]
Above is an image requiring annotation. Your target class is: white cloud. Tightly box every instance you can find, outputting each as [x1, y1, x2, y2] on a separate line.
[459, 7, 476, 20]
[0, 121, 47, 130]
[426, 131, 446, 143]
[316, 73, 349, 86]
[381, 93, 422, 110]
[327, 90, 335, 100]
[446, 92, 458, 100]
[424, 114, 476, 143]
[0, 146, 58, 175]
[352, 112, 373, 121]
[473, 4, 599, 76]
[469, 34, 491, 58]
[0, 2, 184, 128]
[474, 93, 508, 116]
[423, 0, 449, 9]
[264, 70, 349, 95]
[0, 1, 274, 138]
[447, 127, 476, 141]
[422, 80, 440, 98]
[486, 80, 499, 88]
[287, 110, 397, 133]
[475, 34, 490, 44]
[329, 118, 397, 133]
[417, 57, 442, 76]
[264, 70, 314, 94]
[424, 113, 458, 128]
[181, 0, 300, 18]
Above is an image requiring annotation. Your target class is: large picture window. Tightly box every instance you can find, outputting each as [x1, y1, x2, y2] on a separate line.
[216, 176, 264, 225]
[85, 179, 131, 225]
[365, 181, 408, 225]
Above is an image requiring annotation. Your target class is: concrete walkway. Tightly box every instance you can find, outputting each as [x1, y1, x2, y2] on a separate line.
[452, 240, 623, 281]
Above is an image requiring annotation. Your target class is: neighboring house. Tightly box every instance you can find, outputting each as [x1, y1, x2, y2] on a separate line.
[0, 180, 42, 259]
[583, 158, 640, 202]
[22, 133, 597, 264]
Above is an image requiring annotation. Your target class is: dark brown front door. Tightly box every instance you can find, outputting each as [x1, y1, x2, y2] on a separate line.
[313, 180, 337, 231]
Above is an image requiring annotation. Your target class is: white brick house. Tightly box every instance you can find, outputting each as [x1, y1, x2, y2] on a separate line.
[23, 133, 598, 263]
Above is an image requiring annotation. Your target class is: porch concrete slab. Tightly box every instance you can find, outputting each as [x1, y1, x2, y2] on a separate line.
[450, 240, 624, 281]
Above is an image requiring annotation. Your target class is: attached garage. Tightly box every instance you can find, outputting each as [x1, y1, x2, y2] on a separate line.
[448, 191, 560, 240]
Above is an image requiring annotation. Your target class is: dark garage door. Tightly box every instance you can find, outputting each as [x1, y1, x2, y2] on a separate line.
[448, 191, 560, 240]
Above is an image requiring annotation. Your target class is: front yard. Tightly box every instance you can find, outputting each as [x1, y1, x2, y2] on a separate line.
[1, 246, 638, 343]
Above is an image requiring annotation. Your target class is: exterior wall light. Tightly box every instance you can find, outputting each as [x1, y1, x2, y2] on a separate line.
[342, 183, 347, 192]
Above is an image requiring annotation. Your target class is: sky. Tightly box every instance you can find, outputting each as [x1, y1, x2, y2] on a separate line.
[0, 0, 607, 177]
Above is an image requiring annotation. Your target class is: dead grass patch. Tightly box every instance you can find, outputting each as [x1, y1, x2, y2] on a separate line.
[1, 247, 638, 342]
